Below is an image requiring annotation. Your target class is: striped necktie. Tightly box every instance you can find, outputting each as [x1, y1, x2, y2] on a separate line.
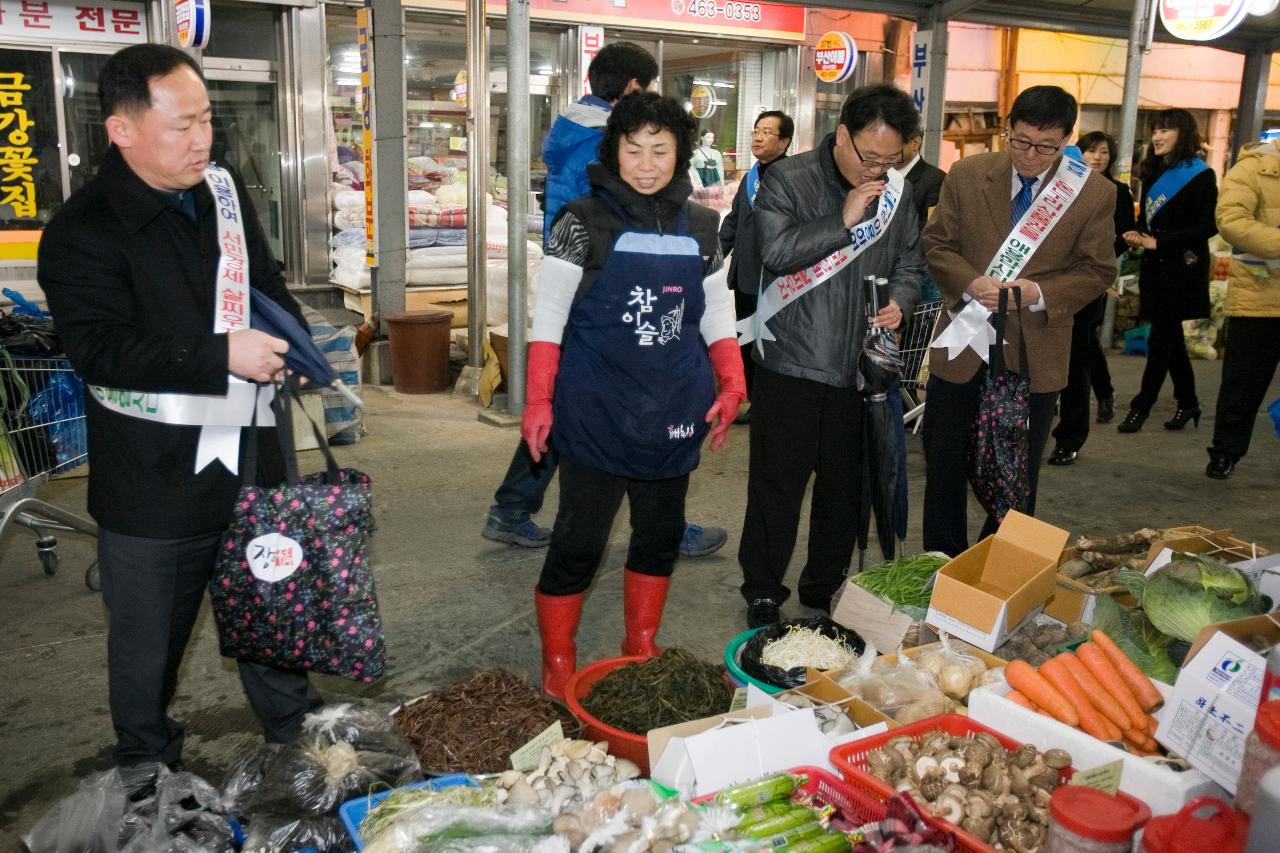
[1011, 174, 1037, 228]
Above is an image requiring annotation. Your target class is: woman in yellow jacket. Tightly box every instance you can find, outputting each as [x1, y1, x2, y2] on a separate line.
[1208, 139, 1280, 479]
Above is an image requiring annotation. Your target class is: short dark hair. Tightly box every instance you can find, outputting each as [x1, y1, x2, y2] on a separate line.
[755, 110, 794, 145]
[839, 84, 919, 143]
[100, 44, 203, 117]
[1007, 85, 1078, 135]
[587, 42, 658, 103]
[1077, 130, 1118, 177]
[1140, 108, 1203, 179]
[598, 92, 697, 178]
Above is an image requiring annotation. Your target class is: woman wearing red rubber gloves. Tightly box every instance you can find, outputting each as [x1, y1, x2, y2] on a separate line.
[522, 92, 746, 699]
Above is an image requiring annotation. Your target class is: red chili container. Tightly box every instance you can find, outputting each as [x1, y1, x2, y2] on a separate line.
[1140, 797, 1250, 853]
[1046, 786, 1151, 853]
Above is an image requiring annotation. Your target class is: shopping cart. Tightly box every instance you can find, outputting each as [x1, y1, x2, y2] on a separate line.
[898, 299, 943, 430]
[0, 353, 99, 589]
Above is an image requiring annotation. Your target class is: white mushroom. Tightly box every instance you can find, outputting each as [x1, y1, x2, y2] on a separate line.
[614, 758, 642, 781]
[507, 779, 540, 805]
[935, 794, 965, 823]
[913, 754, 940, 782]
[939, 755, 965, 783]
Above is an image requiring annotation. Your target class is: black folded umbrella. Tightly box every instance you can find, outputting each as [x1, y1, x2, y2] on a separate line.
[856, 276, 906, 568]
[250, 287, 362, 408]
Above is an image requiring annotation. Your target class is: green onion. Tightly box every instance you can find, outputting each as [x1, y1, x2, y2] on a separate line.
[851, 554, 947, 608]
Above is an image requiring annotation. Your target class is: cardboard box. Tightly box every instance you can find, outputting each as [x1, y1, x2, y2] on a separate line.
[1044, 548, 1135, 625]
[878, 640, 1007, 672]
[925, 511, 1068, 652]
[1145, 530, 1279, 603]
[830, 580, 937, 653]
[1155, 615, 1280, 794]
[758, 677, 891, 743]
[970, 679, 1228, 816]
[337, 282, 469, 327]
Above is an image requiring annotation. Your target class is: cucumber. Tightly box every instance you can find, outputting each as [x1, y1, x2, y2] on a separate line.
[741, 808, 816, 838]
[752, 821, 825, 849]
[781, 832, 852, 853]
[721, 773, 802, 808]
[735, 801, 796, 828]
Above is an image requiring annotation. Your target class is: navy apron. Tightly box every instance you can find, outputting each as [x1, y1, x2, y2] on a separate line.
[552, 194, 715, 480]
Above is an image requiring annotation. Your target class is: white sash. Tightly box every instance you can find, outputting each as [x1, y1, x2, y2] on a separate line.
[89, 164, 274, 474]
[931, 155, 1091, 364]
[737, 167, 905, 355]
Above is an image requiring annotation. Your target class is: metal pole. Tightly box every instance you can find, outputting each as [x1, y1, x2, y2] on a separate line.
[1235, 44, 1271, 163]
[369, 0, 407, 336]
[1115, 0, 1153, 187]
[922, 5, 949, 165]
[507, 0, 530, 415]
[457, 0, 489, 395]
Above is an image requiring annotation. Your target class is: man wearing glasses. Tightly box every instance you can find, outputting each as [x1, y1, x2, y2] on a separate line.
[719, 110, 794, 422]
[921, 85, 1115, 556]
[737, 85, 923, 628]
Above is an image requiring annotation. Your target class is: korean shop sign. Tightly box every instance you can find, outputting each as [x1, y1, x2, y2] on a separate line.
[0, 0, 146, 43]
[0, 71, 36, 221]
[1159, 0, 1250, 42]
[813, 31, 857, 84]
[174, 0, 210, 49]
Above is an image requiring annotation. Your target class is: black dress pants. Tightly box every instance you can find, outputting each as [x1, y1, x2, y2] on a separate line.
[100, 528, 323, 767]
[1052, 315, 1097, 452]
[1131, 314, 1197, 413]
[1210, 316, 1280, 461]
[922, 371, 1059, 557]
[537, 454, 688, 596]
[738, 365, 863, 608]
[735, 289, 758, 397]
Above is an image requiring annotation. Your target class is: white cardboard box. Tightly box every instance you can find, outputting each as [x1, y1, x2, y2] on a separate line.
[969, 680, 1228, 816]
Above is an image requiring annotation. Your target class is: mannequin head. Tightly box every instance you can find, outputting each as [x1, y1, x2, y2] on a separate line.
[701, 131, 715, 148]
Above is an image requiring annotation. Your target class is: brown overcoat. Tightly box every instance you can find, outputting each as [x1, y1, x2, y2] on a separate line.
[922, 151, 1117, 392]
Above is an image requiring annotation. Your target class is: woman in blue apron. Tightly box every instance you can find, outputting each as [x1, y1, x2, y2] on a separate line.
[520, 93, 746, 699]
[1118, 109, 1218, 434]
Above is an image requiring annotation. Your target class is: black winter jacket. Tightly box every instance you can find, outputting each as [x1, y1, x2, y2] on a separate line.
[1135, 163, 1218, 323]
[38, 147, 304, 537]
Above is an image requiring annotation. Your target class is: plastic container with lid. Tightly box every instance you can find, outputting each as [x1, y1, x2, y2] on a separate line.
[1246, 765, 1280, 853]
[1046, 785, 1151, 853]
[1140, 797, 1249, 853]
[1236, 699, 1280, 814]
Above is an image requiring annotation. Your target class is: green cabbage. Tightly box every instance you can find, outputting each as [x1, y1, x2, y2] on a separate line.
[1091, 594, 1178, 684]
[1140, 556, 1265, 643]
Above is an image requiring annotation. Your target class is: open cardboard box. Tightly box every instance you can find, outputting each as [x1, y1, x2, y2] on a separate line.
[925, 511, 1068, 652]
[1155, 613, 1280, 794]
[969, 679, 1228, 816]
[789, 667, 901, 729]
[830, 581, 937, 653]
[1145, 529, 1279, 603]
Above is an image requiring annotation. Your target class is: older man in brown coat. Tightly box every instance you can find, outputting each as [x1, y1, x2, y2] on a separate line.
[921, 86, 1116, 555]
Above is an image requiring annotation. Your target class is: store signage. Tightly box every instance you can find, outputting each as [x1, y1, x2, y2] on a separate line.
[910, 28, 932, 115]
[813, 31, 857, 84]
[452, 70, 467, 107]
[1159, 0, 1251, 42]
[0, 71, 37, 223]
[0, 0, 145, 44]
[689, 84, 715, 119]
[402, 0, 806, 41]
[174, 0, 210, 49]
[579, 25, 603, 98]
[357, 7, 375, 266]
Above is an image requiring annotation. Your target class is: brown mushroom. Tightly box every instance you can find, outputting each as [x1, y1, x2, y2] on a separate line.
[914, 755, 941, 782]
[961, 742, 993, 767]
[961, 816, 995, 842]
[1008, 767, 1032, 798]
[1043, 748, 1072, 770]
[958, 762, 983, 787]
[982, 764, 1011, 795]
[935, 794, 965, 824]
[966, 789, 996, 820]
[939, 755, 966, 783]
[1029, 769, 1061, 791]
[975, 732, 1004, 752]
[1009, 743, 1038, 768]
[919, 774, 946, 802]
[1000, 820, 1046, 853]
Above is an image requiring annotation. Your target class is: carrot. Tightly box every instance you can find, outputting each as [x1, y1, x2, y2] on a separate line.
[1125, 737, 1159, 755]
[1124, 732, 1159, 753]
[1041, 656, 1113, 741]
[1100, 715, 1123, 742]
[1092, 630, 1165, 712]
[1124, 727, 1151, 744]
[1007, 690, 1038, 711]
[1058, 652, 1133, 731]
[1006, 659, 1079, 726]
[1077, 643, 1147, 726]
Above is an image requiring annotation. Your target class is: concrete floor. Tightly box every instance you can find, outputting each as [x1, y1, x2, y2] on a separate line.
[1, 352, 1277, 845]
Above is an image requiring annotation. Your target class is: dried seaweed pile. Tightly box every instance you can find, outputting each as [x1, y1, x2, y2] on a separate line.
[393, 668, 580, 773]
[580, 649, 733, 735]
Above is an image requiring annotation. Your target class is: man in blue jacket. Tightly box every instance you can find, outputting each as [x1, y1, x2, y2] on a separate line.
[483, 43, 729, 558]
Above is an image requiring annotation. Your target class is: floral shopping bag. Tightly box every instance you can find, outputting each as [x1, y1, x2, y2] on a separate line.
[966, 286, 1031, 526]
[209, 383, 385, 682]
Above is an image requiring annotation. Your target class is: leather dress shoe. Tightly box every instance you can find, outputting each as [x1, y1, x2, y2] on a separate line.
[1206, 456, 1236, 480]
[1096, 396, 1115, 424]
[1047, 445, 1078, 466]
[746, 598, 780, 629]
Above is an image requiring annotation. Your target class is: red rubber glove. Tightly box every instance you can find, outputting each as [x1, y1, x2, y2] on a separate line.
[704, 338, 747, 451]
[522, 340, 561, 462]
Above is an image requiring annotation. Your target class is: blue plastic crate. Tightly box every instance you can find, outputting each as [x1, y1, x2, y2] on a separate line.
[338, 773, 478, 850]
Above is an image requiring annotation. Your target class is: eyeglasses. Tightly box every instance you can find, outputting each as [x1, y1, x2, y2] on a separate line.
[851, 138, 902, 173]
[1005, 133, 1063, 156]
[751, 128, 780, 138]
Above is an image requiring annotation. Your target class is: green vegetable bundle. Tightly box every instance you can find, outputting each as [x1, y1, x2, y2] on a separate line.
[852, 554, 947, 609]
[1123, 555, 1265, 643]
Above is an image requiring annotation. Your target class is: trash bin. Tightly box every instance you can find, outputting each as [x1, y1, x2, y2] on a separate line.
[385, 309, 453, 393]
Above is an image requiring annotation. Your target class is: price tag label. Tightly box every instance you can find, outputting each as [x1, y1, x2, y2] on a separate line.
[509, 720, 564, 772]
[1069, 759, 1123, 795]
[729, 687, 748, 712]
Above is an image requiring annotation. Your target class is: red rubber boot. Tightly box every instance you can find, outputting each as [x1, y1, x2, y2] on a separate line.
[620, 569, 671, 658]
[534, 586, 584, 700]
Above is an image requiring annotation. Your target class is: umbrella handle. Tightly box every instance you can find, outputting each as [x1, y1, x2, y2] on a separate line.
[331, 380, 364, 408]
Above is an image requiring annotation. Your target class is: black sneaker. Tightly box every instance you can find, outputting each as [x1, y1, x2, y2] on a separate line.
[747, 598, 781, 629]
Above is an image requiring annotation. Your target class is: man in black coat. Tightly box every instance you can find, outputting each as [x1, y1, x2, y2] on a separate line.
[895, 128, 946, 231]
[37, 44, 321, 793]
[718, 110, 792, 421]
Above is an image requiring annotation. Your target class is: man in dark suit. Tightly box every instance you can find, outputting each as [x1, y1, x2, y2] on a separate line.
[719, 109, 793, 421]
[896, 128, 946, 230]
[38, 44, 322, 794]
[921, 86, 1116, 556]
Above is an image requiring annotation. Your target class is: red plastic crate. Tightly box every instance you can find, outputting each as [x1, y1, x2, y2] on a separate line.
[693, 765, 887, 827]
[829, 715, 1074, 853]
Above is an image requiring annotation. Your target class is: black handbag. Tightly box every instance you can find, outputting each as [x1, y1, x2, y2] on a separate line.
[966, 287, 1031, 525]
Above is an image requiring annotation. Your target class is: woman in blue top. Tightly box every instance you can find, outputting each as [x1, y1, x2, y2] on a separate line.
[1118, 108, 1218, 433]
[522, 92, 747, 699]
